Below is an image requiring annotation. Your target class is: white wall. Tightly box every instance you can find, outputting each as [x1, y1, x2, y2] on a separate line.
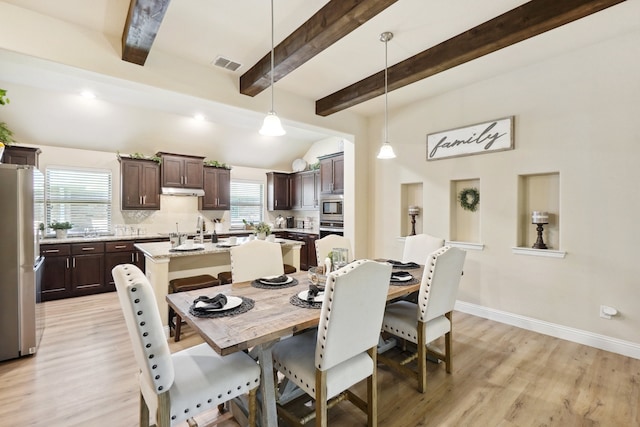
[367, 29, 640, 346]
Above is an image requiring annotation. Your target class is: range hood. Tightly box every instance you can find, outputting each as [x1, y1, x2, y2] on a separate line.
[161, 187, 205, 197]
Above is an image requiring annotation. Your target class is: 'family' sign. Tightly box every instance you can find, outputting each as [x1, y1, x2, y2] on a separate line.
[427, 116, 514, 161]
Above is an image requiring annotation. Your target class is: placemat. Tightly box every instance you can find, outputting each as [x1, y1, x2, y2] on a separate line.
[188, 296, 255, 318]
[251, 277, 299, 289]
[390, 277, 420, 286]
[289, 294, 322, 309]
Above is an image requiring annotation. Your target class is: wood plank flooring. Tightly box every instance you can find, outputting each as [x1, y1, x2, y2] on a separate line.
[0, 292, 638, 426]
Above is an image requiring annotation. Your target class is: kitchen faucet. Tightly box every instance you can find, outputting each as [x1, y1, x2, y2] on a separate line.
[195, 216, 204, 243]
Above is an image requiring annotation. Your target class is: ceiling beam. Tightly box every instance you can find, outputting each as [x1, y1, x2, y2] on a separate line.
[122, 0, 172, 66]
[316, 0, 626, 116]
[240, 0, 399, 97]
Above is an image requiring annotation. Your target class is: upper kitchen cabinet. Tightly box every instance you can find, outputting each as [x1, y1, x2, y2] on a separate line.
[157, 152, 204, 190]
[319, 152, 344, 194]
[266, 172, 291, 211]
[199, 166, 230, 210]
[119, 157, 160, 210]
[1, 145, 41, 167]
[292, 170, 319, 210]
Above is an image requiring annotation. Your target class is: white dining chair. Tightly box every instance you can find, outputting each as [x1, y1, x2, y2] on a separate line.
[402, 233, 445, 264]
[112, 264, 261, 427]
[315, 234, 353, 266]
[271, 259, 392, 427]
[379, 246, 466, 393]
[230, 239, 284, 283]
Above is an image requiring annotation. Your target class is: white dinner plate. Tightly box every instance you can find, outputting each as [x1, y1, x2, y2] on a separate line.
[298, 290, 324, 303]
[259, 275, 293, 285]
[292, 158, 307, 172]
[173, 243, 205, 251]
[195, 295, 243, 312]
[391, 274, 413, 282]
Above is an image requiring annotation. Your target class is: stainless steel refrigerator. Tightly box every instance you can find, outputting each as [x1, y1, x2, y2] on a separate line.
[0, 163, 45, 361]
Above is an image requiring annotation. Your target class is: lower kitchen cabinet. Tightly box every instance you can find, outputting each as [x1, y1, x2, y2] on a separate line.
[104, 241, 144, 291]
[283, 232, 318, 271]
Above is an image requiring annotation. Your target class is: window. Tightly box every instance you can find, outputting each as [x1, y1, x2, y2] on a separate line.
[46, 167, 112, 233]
[230, 180, 263, 228]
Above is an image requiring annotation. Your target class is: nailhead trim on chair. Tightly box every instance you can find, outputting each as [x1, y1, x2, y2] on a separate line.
[417, 247, 448, 322]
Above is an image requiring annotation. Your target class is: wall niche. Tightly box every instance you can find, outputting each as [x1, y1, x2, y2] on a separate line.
[517, 172, 560, 250]
[450, 178, 480, 243]
[400, 182, 423, 236]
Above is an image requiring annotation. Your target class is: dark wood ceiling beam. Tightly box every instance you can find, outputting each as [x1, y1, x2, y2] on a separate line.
[122, 0, 172, 65]
[316, 0, 626, 116]
[240, 0, 399, 97]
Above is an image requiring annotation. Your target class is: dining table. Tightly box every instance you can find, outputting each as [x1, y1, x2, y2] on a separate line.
[166, 261, 424, 427]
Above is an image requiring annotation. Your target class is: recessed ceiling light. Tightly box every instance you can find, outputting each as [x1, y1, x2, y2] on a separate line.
[80, 90, 96, 99]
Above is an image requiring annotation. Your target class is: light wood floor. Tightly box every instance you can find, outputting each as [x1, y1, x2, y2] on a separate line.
[1, 292, 638, 427]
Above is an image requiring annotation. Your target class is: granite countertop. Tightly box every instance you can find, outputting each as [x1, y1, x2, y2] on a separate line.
[40, 227, 319, 245]
[135, 237, 304, 260]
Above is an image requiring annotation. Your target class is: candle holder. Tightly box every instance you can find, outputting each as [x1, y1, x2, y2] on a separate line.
[531, 211, 549, 249]
[408, 206, 420, 236]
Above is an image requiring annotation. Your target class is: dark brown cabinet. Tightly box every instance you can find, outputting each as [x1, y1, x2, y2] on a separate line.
[266, 172, 291, 211]
[119, 157, 161, 210]
[319, 152, 344, 194]
[282, 232, 318, 271]
[200, 166, 230, 210]
[104, 241, 144, 291]
[291, 171, 319, 210]
[1, 145, 41, 167]
[157, 152, 204, 189]
[41, 242, 106, 301]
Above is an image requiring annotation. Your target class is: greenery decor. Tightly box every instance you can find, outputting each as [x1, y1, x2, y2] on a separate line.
[49, 221, 73, 230]
[204, 159, 231, 169]
[254, 222, 271, 235]
[458, 187, 480, 212]
[0, 89, 9, 105]
[0, 89, 15, 145]
[117, 151, 161, 163]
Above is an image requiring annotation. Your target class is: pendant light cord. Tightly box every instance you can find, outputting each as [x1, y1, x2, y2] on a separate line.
[270, 0, 275, 112]
[384, 35, 388, 143]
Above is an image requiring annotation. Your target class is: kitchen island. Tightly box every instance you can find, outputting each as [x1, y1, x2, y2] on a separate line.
[134, 238, 303, 327]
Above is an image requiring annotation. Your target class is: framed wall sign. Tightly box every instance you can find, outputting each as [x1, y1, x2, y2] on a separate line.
[427, 116, 514, 161]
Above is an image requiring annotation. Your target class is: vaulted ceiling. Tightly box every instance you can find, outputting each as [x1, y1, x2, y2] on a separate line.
[0, 0, 636, 169]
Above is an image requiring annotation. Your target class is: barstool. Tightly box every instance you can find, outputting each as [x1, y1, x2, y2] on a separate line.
[168, 274, 220, 341]
[217, 264, 297, 284]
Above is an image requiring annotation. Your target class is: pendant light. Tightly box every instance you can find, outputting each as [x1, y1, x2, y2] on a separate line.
[259, 0, 286, 136]
[377, 31, 396, 159]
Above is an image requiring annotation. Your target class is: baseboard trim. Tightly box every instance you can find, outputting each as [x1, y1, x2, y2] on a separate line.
[455, 300, 640, 360]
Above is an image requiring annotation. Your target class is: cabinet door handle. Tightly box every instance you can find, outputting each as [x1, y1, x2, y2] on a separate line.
[44, 249, 60, 254]
[72, 257, 76, 268]
[131, 254, 135, 263]
[136, 253, 139, 262]
[66, 258, 69, 269]
[143, 195, 146, 204]
[114, 245, 127, 249]
[139, 196, 142, 204]
[81, 247, 95, 251]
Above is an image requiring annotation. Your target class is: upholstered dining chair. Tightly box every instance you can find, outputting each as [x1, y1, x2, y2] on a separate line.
[271, 260, 392, 427]
[113, 264, 261, 427]
[315, 234, 353, 266]
[230, 239, 284, 283]
[401, 233, 445, 264]
[379, 246, 466, 393]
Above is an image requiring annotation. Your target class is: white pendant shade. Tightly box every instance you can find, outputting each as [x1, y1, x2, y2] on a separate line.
[259, 111, 286, 136]
[377, 142, 396, 159]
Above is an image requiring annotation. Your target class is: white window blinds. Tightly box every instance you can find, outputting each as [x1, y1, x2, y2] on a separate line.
[46, 167, 112, 233]
[230, 180, 263, 228]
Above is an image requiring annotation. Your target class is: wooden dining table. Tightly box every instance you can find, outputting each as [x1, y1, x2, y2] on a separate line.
[166, 263, 424, 427]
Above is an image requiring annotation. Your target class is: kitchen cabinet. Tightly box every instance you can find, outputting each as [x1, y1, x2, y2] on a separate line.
[157, 152, 204, 189]
[266, 172, 291, 211]
[319, 152, 344, 194]
[284, 232, 318, 271]
[291, 171, 319, 210]
[40, 242, 106, 301]
[119, 157, 161, 210]
[1, 145, 41, 167]
[104, 241, 144, 291]
[200, 166, 230, 210]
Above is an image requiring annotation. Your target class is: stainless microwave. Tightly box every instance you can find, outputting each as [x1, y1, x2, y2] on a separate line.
[320, 197, 343, 222]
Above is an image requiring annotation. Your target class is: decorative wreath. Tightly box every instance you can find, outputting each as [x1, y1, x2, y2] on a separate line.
[458, 187, 480, 212]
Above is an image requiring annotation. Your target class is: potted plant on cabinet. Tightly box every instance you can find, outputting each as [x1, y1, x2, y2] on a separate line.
[0, 88, 15, 161]
[254, 222, 271, 240]
[49, 221, 73, 239]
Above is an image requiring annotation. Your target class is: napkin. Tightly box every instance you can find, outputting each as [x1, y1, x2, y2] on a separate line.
[387, 260, 420, 269]
[193, 294, 228, 311]
[307, 284, 324, 302]
[390, 271, 413, 282]
[258, 274, 289, 284]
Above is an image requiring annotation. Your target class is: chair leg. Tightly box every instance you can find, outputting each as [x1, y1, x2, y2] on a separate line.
[174, 313, 182, 342]
[168, 307, 175, 337]
[140, 391, 150, 427]
[367, 348, 377, 427]
[444, 311, 453, 373]
[156, 392, 171, 427]
[417, 320, 427, 393]
[315, 369, 328, 427]
[248, 387, 257, 427]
